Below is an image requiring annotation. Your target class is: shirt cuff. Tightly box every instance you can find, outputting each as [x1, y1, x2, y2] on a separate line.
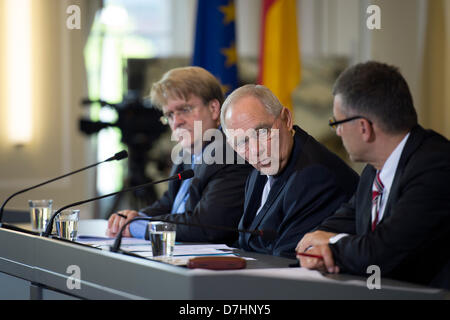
[329, 233, 349, 244]
[129, 212, 148, 239]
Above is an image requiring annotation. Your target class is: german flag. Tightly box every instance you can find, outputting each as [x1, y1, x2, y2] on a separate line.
[258, 0, 301, 111]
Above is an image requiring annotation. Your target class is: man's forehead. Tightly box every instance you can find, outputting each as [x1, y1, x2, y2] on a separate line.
[227, 113, 272, 132]
[163, 94, 202, 110]
[228, 98, 272, 121]
[233, 95, 264, 111]
[163, 102, 189, 112]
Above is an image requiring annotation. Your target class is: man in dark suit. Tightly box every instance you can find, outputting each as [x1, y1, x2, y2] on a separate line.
[220, 84, 359, 258]
[296, 61, 450, 289]
[106, 67, 252, 244]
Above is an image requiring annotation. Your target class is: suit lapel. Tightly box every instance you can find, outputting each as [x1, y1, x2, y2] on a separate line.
[242, 173, 266, 229]
[248, 177, 286, 231]
[380, 125, 426, 222]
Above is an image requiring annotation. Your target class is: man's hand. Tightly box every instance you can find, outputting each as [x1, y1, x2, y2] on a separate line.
[106, 210, 139, 238]
[296, 244, 339, 274]
[296, 230, 337, 253]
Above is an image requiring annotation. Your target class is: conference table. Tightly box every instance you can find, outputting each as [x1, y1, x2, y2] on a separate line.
[0, 220, 448, 300]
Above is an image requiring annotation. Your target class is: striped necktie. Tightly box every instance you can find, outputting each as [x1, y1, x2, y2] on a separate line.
[371, 171, 384, 231]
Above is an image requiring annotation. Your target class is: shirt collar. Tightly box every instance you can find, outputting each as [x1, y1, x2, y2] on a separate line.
[379, 132, 410, 189]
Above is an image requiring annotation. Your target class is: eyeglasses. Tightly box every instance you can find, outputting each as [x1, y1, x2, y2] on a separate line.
[232, 115, 280, 153]
[328, 116, 372, 130]
[160, 104, 197, 125]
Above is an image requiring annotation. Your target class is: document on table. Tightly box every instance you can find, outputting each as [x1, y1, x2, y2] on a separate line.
[76, 220, 255, 264]
[78, 237, 236, 255]
[129, 244, 240, 258]
[133, 244, 256, 266]
[127, 243, 233, 254]
[77, 236, 151, 247]
[76, 237, 254, 263]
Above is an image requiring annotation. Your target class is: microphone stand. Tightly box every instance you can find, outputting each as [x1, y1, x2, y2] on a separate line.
[42, 177, 176, 238]
[42, 170, 194, 237]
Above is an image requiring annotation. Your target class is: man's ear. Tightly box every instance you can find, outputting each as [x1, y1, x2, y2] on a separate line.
[281, 107, 294, 130]
[208, 99, 221, 121]
[360, 119, 374, 142]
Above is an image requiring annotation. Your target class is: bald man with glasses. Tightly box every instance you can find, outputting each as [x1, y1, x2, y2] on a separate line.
[221, 84, 359, 258]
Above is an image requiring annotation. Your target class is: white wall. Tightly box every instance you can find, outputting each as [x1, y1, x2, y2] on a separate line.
[360, 0, 427, 116]
[0, 0, 96, 217]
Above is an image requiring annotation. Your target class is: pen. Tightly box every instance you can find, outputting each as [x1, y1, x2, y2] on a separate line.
[116, 213, 127, 219]
[296, 252, 324, 260]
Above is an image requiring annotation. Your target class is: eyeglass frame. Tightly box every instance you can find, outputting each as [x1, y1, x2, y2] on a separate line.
[159, 104, 200, 125]
[232, 113, 281, 153]
[328, 116, 372, 130]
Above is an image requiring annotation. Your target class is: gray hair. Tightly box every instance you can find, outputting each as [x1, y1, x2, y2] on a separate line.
[220, 84, 283, 132]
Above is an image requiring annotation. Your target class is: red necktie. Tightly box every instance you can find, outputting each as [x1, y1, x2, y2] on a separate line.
[371, 171, 384, 231]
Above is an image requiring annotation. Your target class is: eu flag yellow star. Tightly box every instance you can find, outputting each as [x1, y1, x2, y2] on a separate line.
[220, 84, 231, 95]
[219, 1, 235, 25]
[221, 42, 237, 68]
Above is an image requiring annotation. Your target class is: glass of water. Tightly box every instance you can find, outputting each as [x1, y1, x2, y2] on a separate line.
[149, 221, 176, 257]
[54, 209, 80, 241]
[28, 199, 53, 232]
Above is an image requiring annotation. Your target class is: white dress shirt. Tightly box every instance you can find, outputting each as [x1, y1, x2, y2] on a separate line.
[256, 176, 274, 216]
[329, 132, 410, 244]
[372, 132, 410, 225]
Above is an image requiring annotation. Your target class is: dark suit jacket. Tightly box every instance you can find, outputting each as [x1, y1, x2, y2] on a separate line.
[140, 130, 252, 244]
[238, 126, 359, 258]
[318, 125, 450, 289]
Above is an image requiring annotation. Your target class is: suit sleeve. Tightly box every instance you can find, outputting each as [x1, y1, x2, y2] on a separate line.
[316, 194, 357, 234]
[270, 166, 354, 258]
[317, 165, 375, 235]
[151, 164, 251, 243]
[139, 190, 173, 216]
[329, 151, 450, 278]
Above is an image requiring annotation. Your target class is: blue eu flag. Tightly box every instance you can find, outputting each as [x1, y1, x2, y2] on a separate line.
[193, 0, 238, 95]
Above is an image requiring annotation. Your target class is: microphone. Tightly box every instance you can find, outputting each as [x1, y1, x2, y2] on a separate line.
[109, 216, 278, 253]
[0, 150, 129, 227]
[105, 150, 128, 162]
[42, 169, 194, 237]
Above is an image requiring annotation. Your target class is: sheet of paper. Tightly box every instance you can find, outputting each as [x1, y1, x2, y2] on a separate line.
[137, 252, 235, 260]
[75, 239, 255, 265]
[136, 253, 255, 266]
[126, 244, 235, 255]
[77, 236, 151, 247]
